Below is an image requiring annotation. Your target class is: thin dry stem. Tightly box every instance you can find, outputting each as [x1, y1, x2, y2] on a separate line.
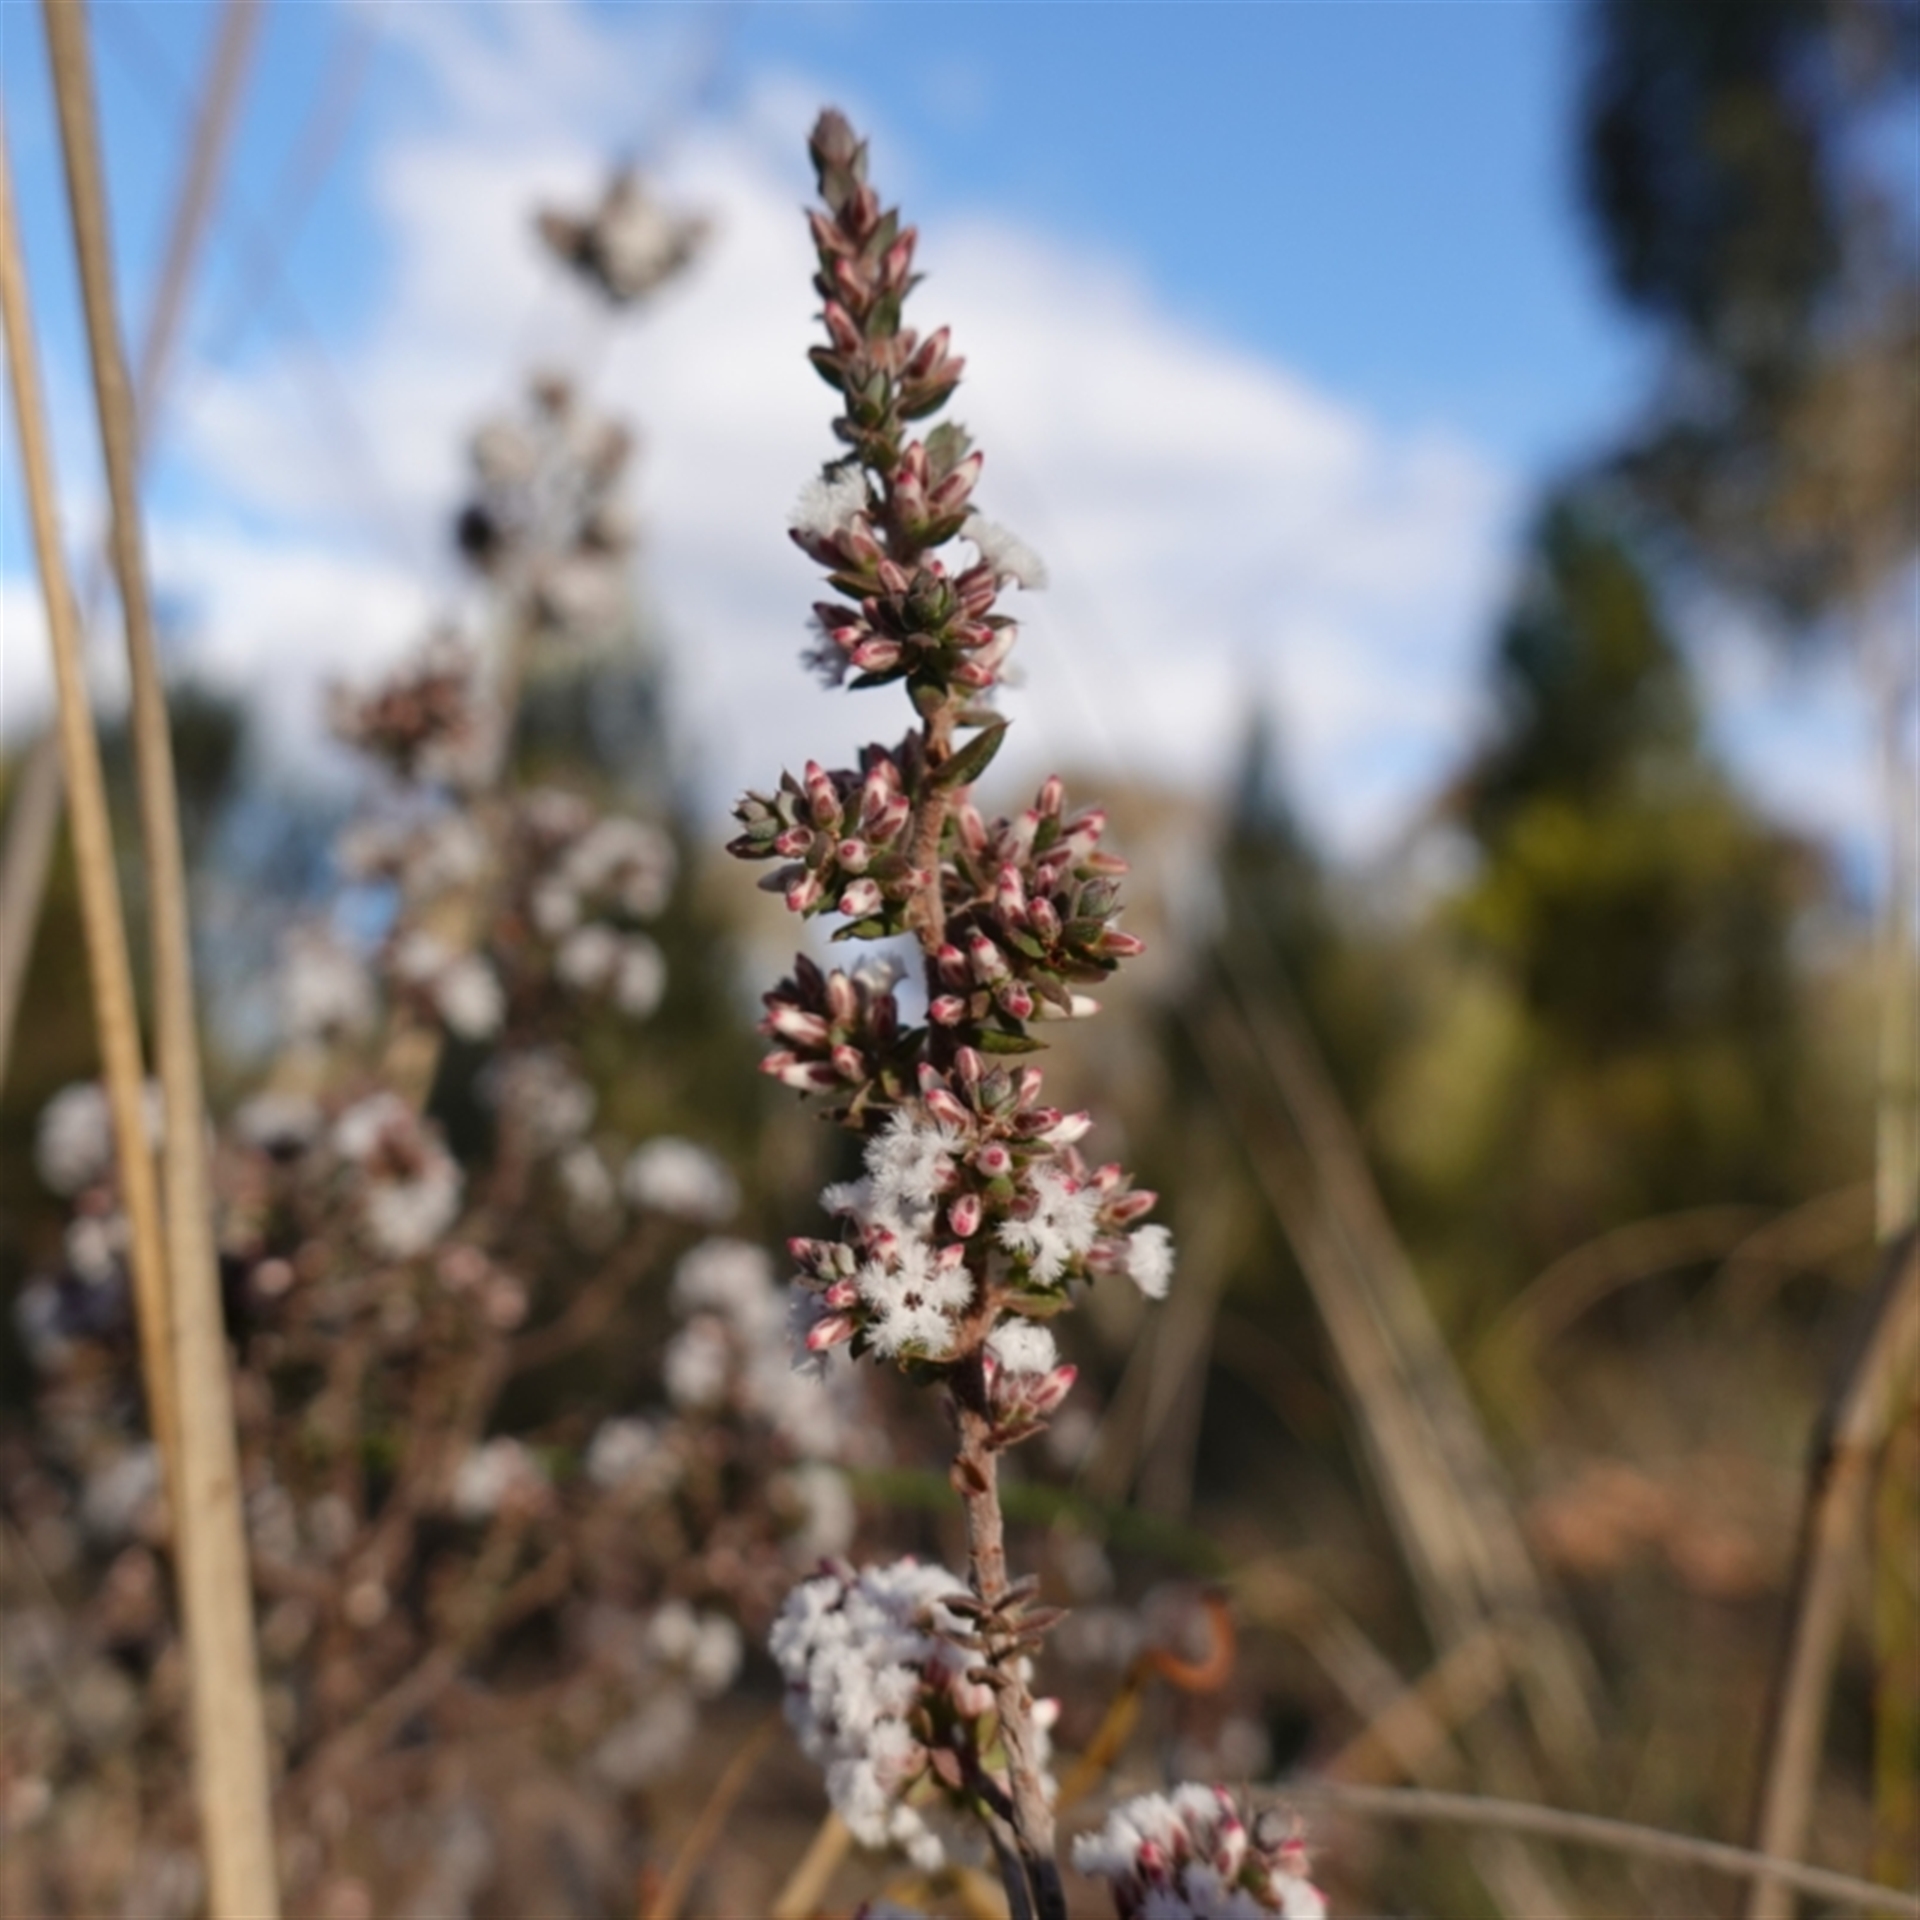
[0, 730, 63, 1095]
[42, 2, 279, 1907]
[1747, 1228, 1920, 1920]
[0, 103, 178, 1488]
[1287, 1781, 1920, 1917]
[642, 1712, 782, 1920]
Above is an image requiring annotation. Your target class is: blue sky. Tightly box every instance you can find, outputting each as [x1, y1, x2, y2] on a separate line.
[0, 1, 1883, 877]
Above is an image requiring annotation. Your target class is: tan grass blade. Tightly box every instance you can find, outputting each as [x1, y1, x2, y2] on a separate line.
[0, 110, 178, 1486]
[40, 2, 280, 1909]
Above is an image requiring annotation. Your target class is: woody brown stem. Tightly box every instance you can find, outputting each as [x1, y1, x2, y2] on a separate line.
[953, 1358, 1065, 1920]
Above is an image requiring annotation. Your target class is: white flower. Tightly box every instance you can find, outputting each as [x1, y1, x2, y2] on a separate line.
[80, 1445, 163, 1544]
[998, 1163, 1101, 1286]
[435, 954, 505, 1040]
[563, 815, 676, 918]
[768, 1559, 987, 1871]
[1071, 1786, 1325, 1920]
[35, 1081, 159, 1196]
[964, 513, 1048, 591]
[987, 1320, 1058, 1375]
[280, 929, 375, 1044]
[557, 1142, 618, 1221]
[556, 923, 618, 989]
[1127, 1224, 1175, 1301]
[625, 1140, 740, 1223]
[664, 1315, 731, 1410]
[450, 1437, 547, 1521]
[334, 1093, 463, 1259]
[233, 1091, 321, 1154]
[648, 1602, 742, 1698]
[791, 468, 869, 540]
[778, 1462, 857, 1561]
[585, 1417, 679, 1499]
[484, 1050, 596, 1154]
[612, 935, 667, 1017]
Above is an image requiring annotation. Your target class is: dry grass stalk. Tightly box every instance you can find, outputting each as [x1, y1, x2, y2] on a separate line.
[0, 110, 178, 1482]
[768, 1811, 852, 1920]
[40, 2, 279, 1910]
[0, 0, 263, 1109]
[0, 730, 63, 1094]
[1293, 1782, 1920, 1917]
[641, 1711, 782, 1920]
[1747, 1228, 1920, 1920]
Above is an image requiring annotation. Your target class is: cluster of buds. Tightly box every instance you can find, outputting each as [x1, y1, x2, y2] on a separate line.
[769, 1557, 1058, 1873]
[757, 953, 919, 1124]
[934, 776, 1141, 1033]
[326, 632, 489, 788]
[804, 112, 964, 467]
[1072, 1787, 1327, 1920]
[731, 744, 923, 929]
[456, 376, 636, 645]
[535, 168, 708, 307]
[331, 1091, 465, 1261]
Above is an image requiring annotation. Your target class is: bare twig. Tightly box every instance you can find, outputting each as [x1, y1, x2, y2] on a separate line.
[1747, 1228, 1920, 1920]
[642, 1712, 782, 1920]
[0, 104, 178, 1488]
[42, 2, 279, 1908]
[1286, 1781, 1920, 1917]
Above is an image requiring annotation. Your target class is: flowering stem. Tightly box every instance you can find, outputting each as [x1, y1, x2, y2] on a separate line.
[953, 1363, 1065, 1920]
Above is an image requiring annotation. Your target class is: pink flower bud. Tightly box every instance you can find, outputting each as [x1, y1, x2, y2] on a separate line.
[823, 1279, 859, 1309]
[849, 638, 902, 673]
[766, 1005, 832, 1049]
[1099, 929, 1146, 959]
[785, 871, 824, 914]
[831, 1043, 865, 1082]
[930, 995, 968, 1026]
[1032, 1364, 1077, 1419]
[1015, 1067, 1045, 1106]
[1037, 775, 1065, 817]
[803, 761, 842, 830]
[806, 1313, 857, 1353]
[825, 970, 858, 1026]
[922, 1084, 970, 1130]
[835, 839, 871, 873]
[966, 932, 1009, 982]
[823, 302, 861, 354]
[996, 982, 1035, 1021]
[949, 1192, 982, 1237]
[935, 943, 970, 987]
[993, 864, 1029, 924]
[956, 1048, 986, 1092]
[1027, 898, 1062, 945]
[838, 878, 883, 918]
[1106, 1188, 1157, 1226]
[974, 1143, 1012, 1179]
[1046, 1111, 1092, 1144]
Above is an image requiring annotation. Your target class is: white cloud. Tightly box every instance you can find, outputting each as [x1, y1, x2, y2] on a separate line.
[6, 0, 1875, 883]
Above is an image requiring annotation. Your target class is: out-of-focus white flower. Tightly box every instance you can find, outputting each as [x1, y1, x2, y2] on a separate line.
[34, 1080, 162, 1196]
[436, 955, 505, 1040]
[1072, 1785, 1326, 1920]
[584, 1417, 680, 1500]
[777, 1462, 857, 1562]
[556, 923, 618, 990]
[450, 1437, 548, 1521]
[81, 1445, 163, 1545]
[612, 935, 667, 1017]
[483, 1049, 596, 1154]
[663, 1315, 730, 1410]
[333, 1093, 463, 1260]
[647, 1601, 743, 1698]
[279, 928, 376, 1045]
[624, 1139, 740, 1223]
[233, 1091, 322, 1155]
[563, 816, 676, 919]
